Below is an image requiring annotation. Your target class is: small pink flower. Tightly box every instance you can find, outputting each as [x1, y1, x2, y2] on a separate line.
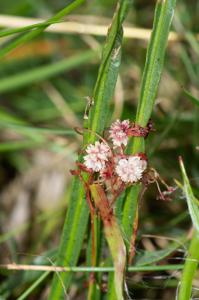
[109, 119, 130, 147]
[84, 141, 110, 172]
[115, 156, 147, 183]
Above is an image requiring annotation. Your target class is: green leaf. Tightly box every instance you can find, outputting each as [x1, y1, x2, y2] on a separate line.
[183, 88, 199, 107]
[87, 0, 132, 142]
[178, 231, 199, 300]
[0, 123, 75, 136]
[0, 108, 26, 125]
[177, 159, 199, 299]
[179, 157, 199, 233]
[135, 240, 184, 266]
[122, 0, 177, 254]
[110, 1, 176, 296]
[0, 50, 96, 94]
[0, 249, 57, 298]
[136, 0, 176, 128]
[48, 2, 131, 299]
[0, 140, 44, 152]
[0, 0, 85, 59]
[16, 272, 50, 300]
[0, 20, 61, 39]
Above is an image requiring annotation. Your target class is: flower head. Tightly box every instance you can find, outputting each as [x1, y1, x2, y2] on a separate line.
[84, 141, 110, 172]
[115, 156, 147, 183]
[109, 119, 130, 147]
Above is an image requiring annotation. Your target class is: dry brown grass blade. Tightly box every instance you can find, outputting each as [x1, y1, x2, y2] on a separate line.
[0, 14, 182, 41]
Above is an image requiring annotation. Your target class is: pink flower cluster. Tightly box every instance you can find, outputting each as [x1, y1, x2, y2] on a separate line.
[84, 141, 110, 172]
[109, 119, 130, 147]
[115, 156, 147, 183]
[83, 120, 147, 183]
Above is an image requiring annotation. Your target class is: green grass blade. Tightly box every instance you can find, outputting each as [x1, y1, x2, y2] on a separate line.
[0, 0, 85, 59]
[0, 20, 61, 38]
[0, 49, 96, 94]
[0, 140, 45, 152]
[135, 239, 185, 266]
[179, 157, 199, 233]
[136, 0, 176, 128]
[0, 122, 75, 152]
[87, 0, 132, 142]
[0, 123, 75, 136]
[16, 272, 50, 300]
[183, 88, 199, 107]
[178, 231, 199, 300]
[0, 248, 57, 298]
[122, 0, 177, 251]
[48, 1, 131, 299]
[177, 159, 199, 299]
[48, 179, 89, 300]
[0, 108, 27, 124]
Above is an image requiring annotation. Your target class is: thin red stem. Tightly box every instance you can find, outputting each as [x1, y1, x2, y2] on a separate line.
[128, 206, 139, 264]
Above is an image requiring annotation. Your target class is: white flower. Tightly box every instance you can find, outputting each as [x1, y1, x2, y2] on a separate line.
[115, 156, 147, 183]
[109, 119, 130, 147]
[84, 141, 110, 172]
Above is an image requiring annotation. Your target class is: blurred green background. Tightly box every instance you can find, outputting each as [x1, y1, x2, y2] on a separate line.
[0, 0, 199, 299]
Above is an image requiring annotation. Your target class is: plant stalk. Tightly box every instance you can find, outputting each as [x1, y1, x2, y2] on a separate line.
[178, 231, 199, 300]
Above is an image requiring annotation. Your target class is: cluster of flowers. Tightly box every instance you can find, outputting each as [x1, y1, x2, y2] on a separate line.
[83, 120, 147, 184]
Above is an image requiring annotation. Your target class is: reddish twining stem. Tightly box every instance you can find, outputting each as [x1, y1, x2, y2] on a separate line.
[89, 184, 126, 300]
[127, 119, 154, 138]
[128, 206, 139, 264]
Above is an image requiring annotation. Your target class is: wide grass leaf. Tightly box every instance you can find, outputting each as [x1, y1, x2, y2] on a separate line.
[48, 1, 131, 299]
[122, 0, 177, 253]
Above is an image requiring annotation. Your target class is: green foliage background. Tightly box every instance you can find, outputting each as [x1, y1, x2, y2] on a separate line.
[0, 0, 199, 299]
